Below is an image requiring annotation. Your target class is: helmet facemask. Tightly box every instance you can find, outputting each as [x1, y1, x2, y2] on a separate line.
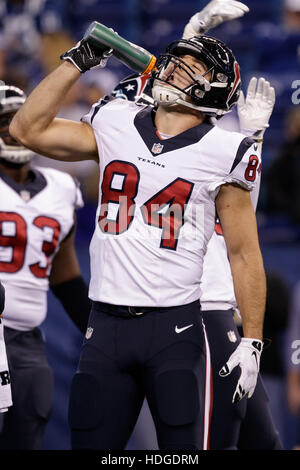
[152, 53, 212, 111]
[151, 36, 241, 117]
[0, 86, 34, 165]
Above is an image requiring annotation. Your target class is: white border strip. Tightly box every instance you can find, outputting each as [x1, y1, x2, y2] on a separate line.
[202, 319, 212, 450]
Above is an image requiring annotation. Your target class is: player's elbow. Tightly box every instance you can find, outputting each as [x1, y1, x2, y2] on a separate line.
[9, 115, 29, 146]
[9, 114, 39, 150]
[9, 115, 20, 140]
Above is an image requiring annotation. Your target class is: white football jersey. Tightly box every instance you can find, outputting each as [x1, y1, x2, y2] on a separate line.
[82, 98, 260, 307]
[0, 166, 83, 330]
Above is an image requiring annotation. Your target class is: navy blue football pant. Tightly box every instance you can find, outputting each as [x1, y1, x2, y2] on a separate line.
[68, 300, 212, 450]
[202, 309, 282, 450]
[0, 326, 53, 450]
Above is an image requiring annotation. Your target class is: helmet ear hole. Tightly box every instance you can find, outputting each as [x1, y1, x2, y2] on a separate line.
[194, 89, 205, 99]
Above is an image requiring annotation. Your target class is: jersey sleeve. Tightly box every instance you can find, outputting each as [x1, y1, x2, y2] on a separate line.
[208, 137, 261, 194]
[81, 95, 116, 126]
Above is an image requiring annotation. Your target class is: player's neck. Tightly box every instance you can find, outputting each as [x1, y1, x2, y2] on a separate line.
[155, 104, 206, 136]
[0, 162, 31, 184]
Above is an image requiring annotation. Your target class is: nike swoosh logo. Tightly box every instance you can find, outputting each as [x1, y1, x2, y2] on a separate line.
[175, 324, 193, 334]
[254, 144, 258, 151]
[252, 351, 258, 367]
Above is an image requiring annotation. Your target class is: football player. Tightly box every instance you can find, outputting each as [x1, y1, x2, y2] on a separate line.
[10, 23, 265, 449]
[0, 85, 91, 449]
[114, 3, 281, 450]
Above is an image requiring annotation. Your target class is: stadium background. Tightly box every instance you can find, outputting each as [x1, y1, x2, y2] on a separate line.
[1, 0, 300, 450]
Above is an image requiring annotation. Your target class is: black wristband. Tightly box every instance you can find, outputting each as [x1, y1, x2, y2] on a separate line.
[51, 276, 91, 333]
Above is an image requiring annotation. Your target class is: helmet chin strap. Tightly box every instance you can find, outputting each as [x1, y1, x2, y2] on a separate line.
[152, 83, 198, 110]
[152, 83, 209, 112]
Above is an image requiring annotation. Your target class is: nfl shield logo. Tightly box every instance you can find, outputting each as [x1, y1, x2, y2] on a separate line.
[151, 142, 164, 155]
[20, 190, 31, 202]
[85, 327, 94, 340]
[227, 330, 237, 343]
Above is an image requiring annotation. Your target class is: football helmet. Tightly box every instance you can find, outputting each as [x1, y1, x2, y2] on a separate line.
[151, 35, 241, 117]
[0, 85, 34, 164]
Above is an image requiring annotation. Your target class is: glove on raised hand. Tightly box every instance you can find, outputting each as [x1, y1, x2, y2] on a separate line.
[237, 76, 276, 139]
[183, 0, 249, 38]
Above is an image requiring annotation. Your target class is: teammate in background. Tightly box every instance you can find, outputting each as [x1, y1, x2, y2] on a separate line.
[0, 85, 91, 449]
[10, 19, 265, 449]
[184, 3, 282, 450]
[116, 1, 281, 450]
[201, 79, 281, 450]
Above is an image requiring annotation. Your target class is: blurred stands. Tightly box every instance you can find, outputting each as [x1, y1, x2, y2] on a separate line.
[1, 0, 300, 450]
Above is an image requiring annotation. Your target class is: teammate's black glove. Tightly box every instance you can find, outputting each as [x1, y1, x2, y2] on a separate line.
[60, 39, 112, 73]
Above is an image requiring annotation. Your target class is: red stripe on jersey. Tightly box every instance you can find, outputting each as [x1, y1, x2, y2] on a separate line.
[138, 72, 151, 96]
[156, 130, 164, 140]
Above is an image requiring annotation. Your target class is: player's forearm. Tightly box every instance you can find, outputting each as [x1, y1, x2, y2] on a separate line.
[10, 62, 80, 145]
[230, 250, 266, 340]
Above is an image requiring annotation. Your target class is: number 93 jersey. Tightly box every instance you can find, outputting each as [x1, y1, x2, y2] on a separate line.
[82, 98, 261, 307]
[0, 166, 83, 330]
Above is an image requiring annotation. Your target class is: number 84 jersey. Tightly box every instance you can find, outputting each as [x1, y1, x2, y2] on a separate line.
[83, 99, 261, 307]
[0, 166, 83, 330]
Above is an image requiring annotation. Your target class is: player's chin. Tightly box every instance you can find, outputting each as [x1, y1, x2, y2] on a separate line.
[161, 101, 187, 113]
[171, 99, 197, 115]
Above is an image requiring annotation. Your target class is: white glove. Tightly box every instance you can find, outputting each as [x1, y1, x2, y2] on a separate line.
[237, 77, 276, 139]
[183, 0, 249, 38]
[219, 338, 263, 403]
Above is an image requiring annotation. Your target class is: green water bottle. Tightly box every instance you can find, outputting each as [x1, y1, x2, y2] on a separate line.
[83, 21, 157, 74]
